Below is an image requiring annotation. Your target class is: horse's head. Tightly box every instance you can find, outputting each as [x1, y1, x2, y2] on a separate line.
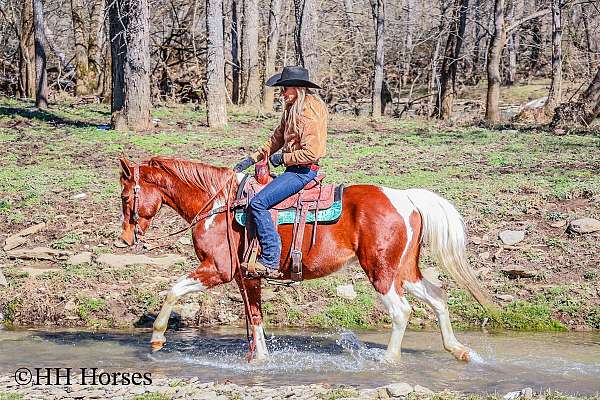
[118, 158, 163, 246]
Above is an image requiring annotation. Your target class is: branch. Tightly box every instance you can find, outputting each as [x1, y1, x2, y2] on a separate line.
[506, 8, 551, 32]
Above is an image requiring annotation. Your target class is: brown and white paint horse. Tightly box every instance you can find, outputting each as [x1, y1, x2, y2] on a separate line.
[118, 157, 492, 363]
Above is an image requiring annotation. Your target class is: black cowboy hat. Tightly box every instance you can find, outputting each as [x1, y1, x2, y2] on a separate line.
[266, 66, 321, 89]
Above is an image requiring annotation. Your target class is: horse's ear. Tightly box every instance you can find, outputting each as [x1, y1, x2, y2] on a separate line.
[120, 158, 132, 180]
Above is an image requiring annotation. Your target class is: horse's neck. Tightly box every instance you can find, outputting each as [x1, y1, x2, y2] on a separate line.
[156, 174, 212, 224]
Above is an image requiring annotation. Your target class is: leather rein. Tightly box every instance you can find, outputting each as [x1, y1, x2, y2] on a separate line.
[129, 164, 257, 360]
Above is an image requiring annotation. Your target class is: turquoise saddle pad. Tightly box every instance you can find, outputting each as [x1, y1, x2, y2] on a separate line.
[234, 200, 343, 226]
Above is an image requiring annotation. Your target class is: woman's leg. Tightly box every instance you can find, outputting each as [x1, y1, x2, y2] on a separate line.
[248, 166, 317, 269]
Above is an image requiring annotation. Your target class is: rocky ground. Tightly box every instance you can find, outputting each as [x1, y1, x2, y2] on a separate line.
[1, 97, 600, 333]
[2, 375, 597, 400]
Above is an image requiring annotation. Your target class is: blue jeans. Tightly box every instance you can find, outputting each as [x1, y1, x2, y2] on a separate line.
[248, 166, 318, 269]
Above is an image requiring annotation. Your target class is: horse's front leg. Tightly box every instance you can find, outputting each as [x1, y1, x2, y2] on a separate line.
[150, 265, 224, 352]
[236, 276, 268, 361]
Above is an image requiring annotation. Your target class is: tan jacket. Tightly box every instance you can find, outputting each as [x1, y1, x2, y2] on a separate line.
[254, 95, 328, 166]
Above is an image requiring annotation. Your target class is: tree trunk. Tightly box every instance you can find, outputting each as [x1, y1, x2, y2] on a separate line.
[293, 0, 320, 82]
[504, 0, 517, 85]
[231, 0, 240, 104]
[551, 66, 600, 127]
[206, 0, 228, 128]
[370, 0, 385, 117]
[529, 0, 542, 73]
[241, 0, 260, 107]
[88, 0, 104, 84]
[33, 0, 47, 109]
[545, 0, 562, 114]
[485, 0, 506, 123]
[473, 0, 482, 66]
[71, 0, 91, 95]
[108, 0, 152, 131]
[19, 0, 35, 99]
[436, 0, 469, 119]
[402, 0, 415, 87]
[262, 0, 283, 111]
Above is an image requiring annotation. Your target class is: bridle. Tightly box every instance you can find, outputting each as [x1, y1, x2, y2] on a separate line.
[128, 164, 244, 245]
[126, 162, 258, 360]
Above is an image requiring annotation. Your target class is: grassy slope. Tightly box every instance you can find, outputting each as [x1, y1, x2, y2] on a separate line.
[0, 97, 599, 331]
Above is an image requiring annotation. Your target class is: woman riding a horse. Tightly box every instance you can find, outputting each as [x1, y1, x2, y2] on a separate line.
[234, 66, 328, 279]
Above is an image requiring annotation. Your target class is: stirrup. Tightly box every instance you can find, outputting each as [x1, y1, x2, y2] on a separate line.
[242, 261, 282, 279]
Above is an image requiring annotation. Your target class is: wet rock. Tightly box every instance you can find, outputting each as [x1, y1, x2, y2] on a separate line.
[495, 294, 515, 302]
[16, 222, 46, 237]
[421, 268, 442, 287]
[3, 235, 27, 251]
[414, 385, 434, 395]
[336, 284, 357, 301]
[6, 246, 72, 261]
[96, 253, 186, 268]
[499, 230, 525, 245]
[385, 382, 413, 397]
[568, 218, 600, 234]
[67, 252, 92, 265]
[501, 267, 537, 279]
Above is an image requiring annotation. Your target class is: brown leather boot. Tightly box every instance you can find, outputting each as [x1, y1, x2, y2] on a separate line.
[243, 260, 283, 279]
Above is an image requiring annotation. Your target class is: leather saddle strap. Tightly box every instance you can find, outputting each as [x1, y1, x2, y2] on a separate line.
[311, 181, 323, 248]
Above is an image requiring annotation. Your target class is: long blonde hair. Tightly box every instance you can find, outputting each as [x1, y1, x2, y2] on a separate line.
[280, 88, 327, 135]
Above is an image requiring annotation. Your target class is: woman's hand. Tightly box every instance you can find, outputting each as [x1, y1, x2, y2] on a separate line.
[233, 156, 255, 173]
[269, 152, 284, 167]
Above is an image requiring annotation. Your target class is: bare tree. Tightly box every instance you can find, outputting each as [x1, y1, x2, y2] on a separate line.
[108, 0, 152, 131]
[485, 0, 506, 123]
[262, 0, 283, 111]
[231, 0, 240, 104]
[32, 0, 47, 108]
[206, 0, 228, 127]
[71, 0, 91, 95]
[293, 0, 319, 81]
[436, 0, 469, 119]
[369, 0, 385, 117]
[505, 0, 518, 85]
[545, 0, 562, 114]
[18, 0, 35, 98]
[402, 0, 416, 88]
[241, 0, 261, 106]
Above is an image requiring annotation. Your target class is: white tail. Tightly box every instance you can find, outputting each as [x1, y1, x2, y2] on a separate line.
[404, 189, 492, 306]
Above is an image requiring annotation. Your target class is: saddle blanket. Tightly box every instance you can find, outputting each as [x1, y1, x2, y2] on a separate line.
[234, 185, 344, 226]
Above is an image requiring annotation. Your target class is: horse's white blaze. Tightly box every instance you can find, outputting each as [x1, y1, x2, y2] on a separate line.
[253, 324, 269, 360]
[379, 280, 412, 360]
[403, 279, 465, 353]
[381, 187, 416, 261]
[204, 200, 224, 230]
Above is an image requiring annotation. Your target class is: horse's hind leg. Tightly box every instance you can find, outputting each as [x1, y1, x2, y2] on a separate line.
[150, 274, 205, 351]
[404, 279, 471, 361]
[378, 279, 412, 362]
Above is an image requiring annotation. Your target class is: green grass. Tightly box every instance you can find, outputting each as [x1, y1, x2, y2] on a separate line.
[0, 393, 24, 400]
[319, 388, 358, 399]
[448, 289, 567, 331]
[76, 297, 107, 322]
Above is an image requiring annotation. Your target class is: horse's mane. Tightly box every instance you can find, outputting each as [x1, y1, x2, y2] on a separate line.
[147, 156, 234, 196]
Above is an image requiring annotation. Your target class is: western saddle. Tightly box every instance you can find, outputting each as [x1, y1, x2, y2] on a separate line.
[236, 160, 341, 281]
